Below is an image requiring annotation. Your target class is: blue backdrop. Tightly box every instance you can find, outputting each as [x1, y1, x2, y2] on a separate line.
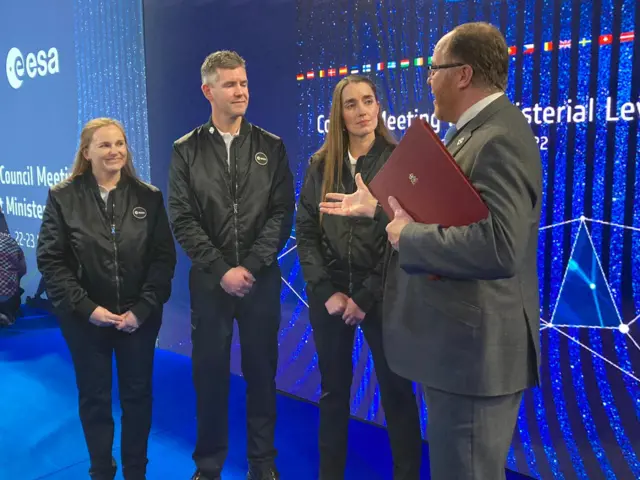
[144, 1, 640, 478]
[0, 0, 150, 296]
[3, 0, 635, 478]
[291, 1, 640, 479]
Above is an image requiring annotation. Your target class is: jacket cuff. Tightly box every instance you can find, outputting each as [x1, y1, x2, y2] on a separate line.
[373, 203, 384, 221]
[241, 252, 264, 277]
[373, 204, 389, 235]
[211, 257, 232, 285]
[312, 280, 339, 306]
[75, 297, 99, 322]
[130, 300, 153, 325]
[350, 287, 376, 313]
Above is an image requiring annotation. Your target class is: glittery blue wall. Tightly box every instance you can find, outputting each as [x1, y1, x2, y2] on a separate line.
[0, 0, 150, 297]
[294, 0, 640, 478]
[141, 0, 639, 476]
[74, 0, 151, 182]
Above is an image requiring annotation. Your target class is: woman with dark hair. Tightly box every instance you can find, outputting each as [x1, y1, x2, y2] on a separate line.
[296, 76, 422, 479]
[37, 118, 176, 480]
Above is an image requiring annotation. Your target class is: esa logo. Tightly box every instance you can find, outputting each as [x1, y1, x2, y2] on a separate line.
[6, 47, 60, 89]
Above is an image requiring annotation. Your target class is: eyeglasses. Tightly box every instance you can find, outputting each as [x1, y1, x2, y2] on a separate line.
[427, 63, 465, 76]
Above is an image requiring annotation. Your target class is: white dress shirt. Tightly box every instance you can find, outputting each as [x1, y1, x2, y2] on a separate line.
[455, 91, 504, 131]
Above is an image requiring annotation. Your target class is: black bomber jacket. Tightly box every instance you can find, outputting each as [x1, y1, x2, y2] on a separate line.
[296, 135, 393, 313]
[168, 117, 295, 283]
[36, 171, 177, 323]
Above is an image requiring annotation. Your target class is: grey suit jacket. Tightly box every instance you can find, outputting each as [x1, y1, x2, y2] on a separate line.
[382, 95, 542, 397]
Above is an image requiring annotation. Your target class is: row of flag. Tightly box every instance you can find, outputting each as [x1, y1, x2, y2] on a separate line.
[516, 31, 634, 54]
[297, 31, 634, 81]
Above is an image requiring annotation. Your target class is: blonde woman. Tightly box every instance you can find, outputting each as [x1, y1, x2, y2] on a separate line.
[37, 118, 176, 480]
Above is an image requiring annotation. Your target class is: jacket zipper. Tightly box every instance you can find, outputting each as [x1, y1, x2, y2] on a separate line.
[347, 165, 357, 296]
[110, 198, 121, 314]
[234, 201, 239, 265]
[231, 143, 240, 266]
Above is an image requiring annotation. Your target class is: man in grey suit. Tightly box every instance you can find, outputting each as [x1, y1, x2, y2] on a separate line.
[319, 22, 542, 480]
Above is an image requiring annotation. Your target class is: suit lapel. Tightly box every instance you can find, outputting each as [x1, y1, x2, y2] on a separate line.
[446, 129, 472, 157]
[447, 95, 512, 157]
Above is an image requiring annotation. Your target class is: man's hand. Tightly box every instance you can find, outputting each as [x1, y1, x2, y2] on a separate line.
[116, 311, 140, 333]
[89, 306, 123, 327]
[319, 173, 378, 218]
[386, 196, 415, 250]
[220, 267, 255, 297]
[325, 292, 349, 316]
[343, 298, 365, 326]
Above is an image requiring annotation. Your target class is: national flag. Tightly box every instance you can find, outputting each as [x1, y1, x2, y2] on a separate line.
[578, 38, 591, 47]
[296, 73, 304, 81]
[559, 39, 571, 49]
[362, 64, 372, 73]
[599, 34, 613, 45]
[350, 66, 359, 74]
[318, 70, 325, 78]
[508, 46, 517, 56]
[523, 44, 534, 54]
[339, 66, 348, 75]
[376, 62, 385, 71]
[328, 68, 336, 77]
[543, 41, 553, 51]
[306, 71, 314, 79]
[387, 61, 396, 69]
[427, 56, 433, 65]
[400, 59, 410, 68]
[620, 31, 635, 42]
[414, 57, 424, 66]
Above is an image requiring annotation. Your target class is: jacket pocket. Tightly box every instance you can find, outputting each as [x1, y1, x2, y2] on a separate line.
[422, 295, 483, 329]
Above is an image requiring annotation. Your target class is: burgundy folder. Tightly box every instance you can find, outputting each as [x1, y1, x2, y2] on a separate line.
[368, 119, 489, 227]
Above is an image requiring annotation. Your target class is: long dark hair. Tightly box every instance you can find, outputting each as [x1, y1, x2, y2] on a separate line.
[313, 75, 395, 210]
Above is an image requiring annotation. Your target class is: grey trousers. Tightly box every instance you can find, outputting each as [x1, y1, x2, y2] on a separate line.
[423, 386, 523, 480]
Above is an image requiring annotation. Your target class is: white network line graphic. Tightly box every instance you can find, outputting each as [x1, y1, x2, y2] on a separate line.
[542, 216, 640, 383]
[278, 236, 308, 308]
[278, 216, 640, 382]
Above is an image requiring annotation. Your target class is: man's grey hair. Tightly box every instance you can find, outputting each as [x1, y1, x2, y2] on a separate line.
[201, 50, 246, 84]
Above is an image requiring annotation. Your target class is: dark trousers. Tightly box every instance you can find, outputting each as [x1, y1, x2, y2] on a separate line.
[0, 290, 21, 321]
[309, 296, 422, 480]
[190, 265, 281, 477]
[59, 314, 160, 480]
[423, 386, 523, 480]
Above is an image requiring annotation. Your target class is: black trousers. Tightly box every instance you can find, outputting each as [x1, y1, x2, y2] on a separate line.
[0, 290, 21, 321]
[309, 295, 423, 480]
[190, 264, 281, 477]
[59, 313, 160, 480]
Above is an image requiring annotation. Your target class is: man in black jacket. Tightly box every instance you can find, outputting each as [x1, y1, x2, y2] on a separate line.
[168, 51, 294, 480]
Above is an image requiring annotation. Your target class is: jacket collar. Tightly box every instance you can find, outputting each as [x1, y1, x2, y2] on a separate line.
[345, 134, 391, 164]
[341, 134, 392, 183]
[82, 169, 131, 193]
[447, 95, 512, 157]
[204, 116, 252, 141]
